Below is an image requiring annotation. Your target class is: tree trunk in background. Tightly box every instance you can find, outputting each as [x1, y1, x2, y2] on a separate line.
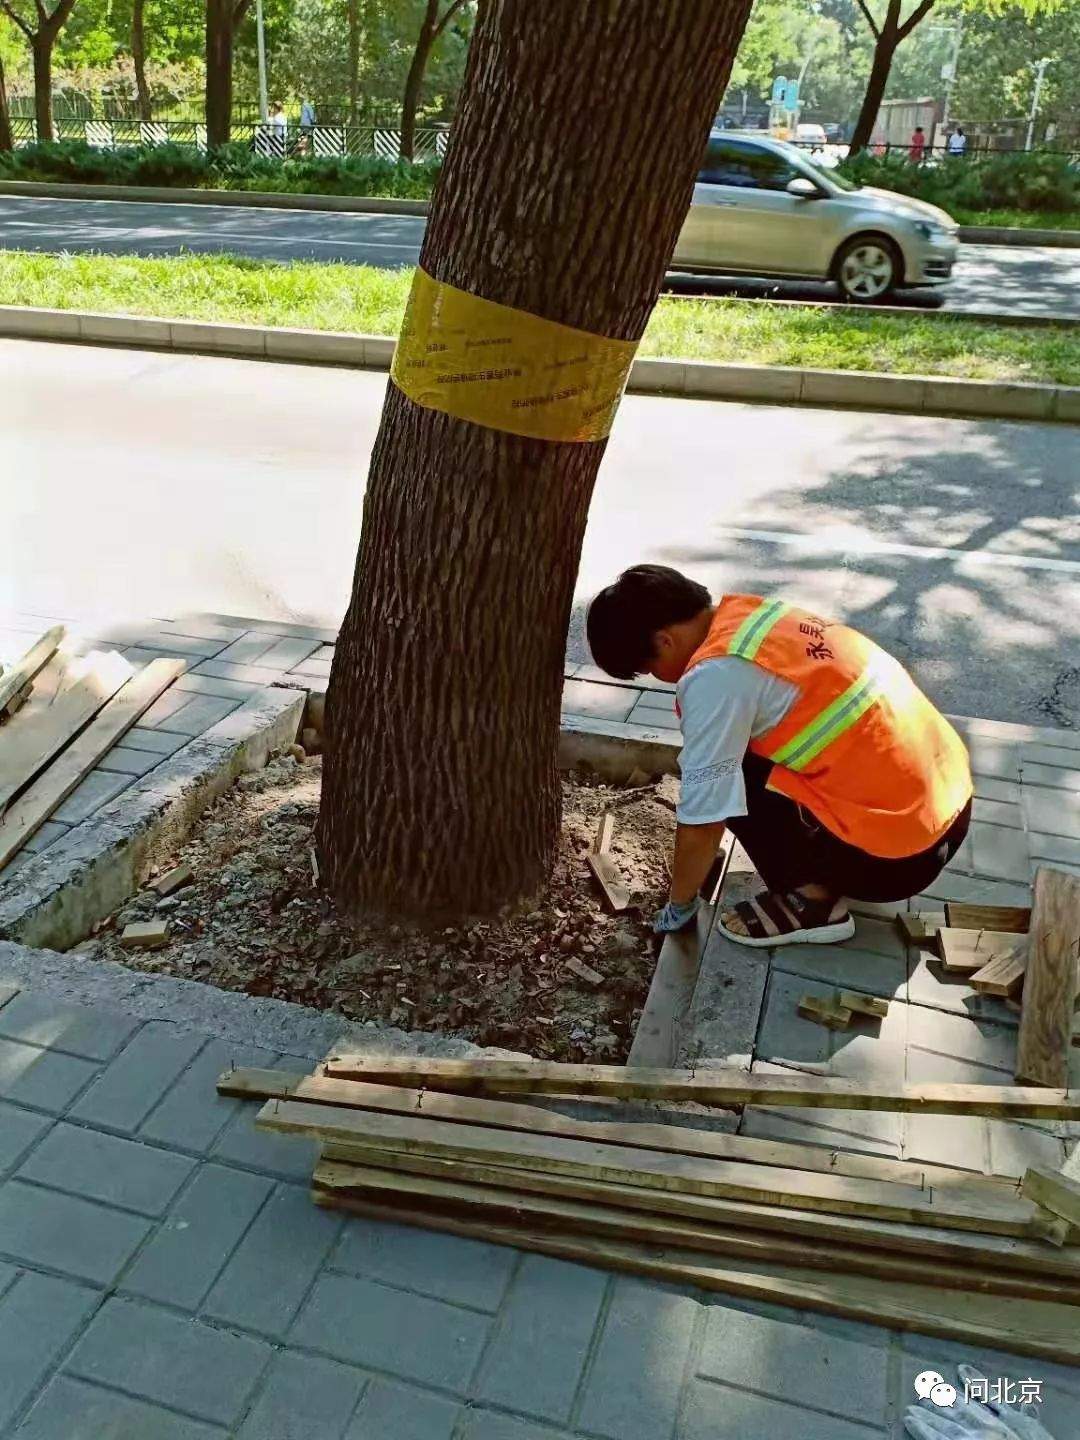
[318, 0, 754, 919]
[0, 55, 12, 152]
[347, 0, 360, 125]
[398, 0, 437, 162]
[848, 32, 899, 155]
[31, 35, 54, 141]
[132, 0, 152, 123]
[206, 0, 249, 147]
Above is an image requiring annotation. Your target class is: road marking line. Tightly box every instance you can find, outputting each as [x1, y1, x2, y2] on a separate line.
[721, 526, 1080, 576]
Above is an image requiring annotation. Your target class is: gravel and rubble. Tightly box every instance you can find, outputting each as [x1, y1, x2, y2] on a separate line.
[88, 752, 677, 1061]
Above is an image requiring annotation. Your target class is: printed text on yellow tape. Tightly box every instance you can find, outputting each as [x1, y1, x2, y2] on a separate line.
[391, 268, 639, 443]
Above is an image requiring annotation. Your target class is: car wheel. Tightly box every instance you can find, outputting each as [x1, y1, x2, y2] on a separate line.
[834, 236, 899, 302]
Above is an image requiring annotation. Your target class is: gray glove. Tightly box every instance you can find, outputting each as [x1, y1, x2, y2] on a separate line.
[652, 896, 700, 934]
[904, 1366, 1055, 1440]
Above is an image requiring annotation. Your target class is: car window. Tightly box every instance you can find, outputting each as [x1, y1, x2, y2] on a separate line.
[698, 139, 798, 192]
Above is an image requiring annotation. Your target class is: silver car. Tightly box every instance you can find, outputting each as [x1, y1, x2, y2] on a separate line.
[674, 131, 959, 302]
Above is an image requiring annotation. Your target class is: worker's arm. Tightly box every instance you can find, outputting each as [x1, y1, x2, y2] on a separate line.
[669, 819, 727, 905]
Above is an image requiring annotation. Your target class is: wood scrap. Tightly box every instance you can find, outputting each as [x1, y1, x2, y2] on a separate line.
[592, 810, 615, 855]
[586, 849, 630, 912]
[797, 994, 853, 1030]
[625, 921, 702, 1067]
[257, 1099, 1052, 1237]
[2, 685, 32, 721]
[1016, 867, 1080, 1088]
[0, 651, 133, 817]
[971, 945, 1028, 999]
[896, 911, 931, 944]
[838, 991, 890, 1020]
[0, 659, 184, 870]
[313, 1160, 1080, 1306]
[321, 1055, 1080, 1120]
[316, 1191, 1080, 1365]
[564, 957, 604, 988]
[937, 928, 1024, 975]
[152, 862, 194, 898]
[0, 625, 65, 718]
[946, 903, 1031, 935]
[1021, 1166, 1080, 1232]
[119, 920, 171, 950]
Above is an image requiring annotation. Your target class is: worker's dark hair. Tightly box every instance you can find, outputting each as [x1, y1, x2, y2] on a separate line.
[586, 565, 712, 680]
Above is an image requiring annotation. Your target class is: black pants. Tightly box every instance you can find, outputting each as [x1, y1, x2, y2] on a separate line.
[725, 754, 971, 904]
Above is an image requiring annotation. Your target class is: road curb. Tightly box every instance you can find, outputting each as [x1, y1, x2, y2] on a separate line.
[1, 303, 1077, 424]
[3, 181, 1078, 248]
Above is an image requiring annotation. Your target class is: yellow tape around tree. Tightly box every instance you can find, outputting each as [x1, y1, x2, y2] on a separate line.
[391, 267, 640, 443]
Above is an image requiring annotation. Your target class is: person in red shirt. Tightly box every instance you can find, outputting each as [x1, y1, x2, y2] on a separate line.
[909, 125, 926, 162]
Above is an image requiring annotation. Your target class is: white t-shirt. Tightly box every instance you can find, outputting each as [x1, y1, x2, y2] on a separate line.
[675, 656, 798, 825]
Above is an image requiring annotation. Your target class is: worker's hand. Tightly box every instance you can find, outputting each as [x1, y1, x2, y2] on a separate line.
[652, 896, 700, 934]
[904, 1366, 1056, 1440]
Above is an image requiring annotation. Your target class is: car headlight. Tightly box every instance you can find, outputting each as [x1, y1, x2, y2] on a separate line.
[913, 220, 953, 242]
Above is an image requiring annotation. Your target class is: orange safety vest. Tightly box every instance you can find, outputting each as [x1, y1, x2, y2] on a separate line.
[682, 595, 972, 859]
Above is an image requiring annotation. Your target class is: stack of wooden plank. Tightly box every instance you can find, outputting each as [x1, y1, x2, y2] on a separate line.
[221, 1056, 1080, 1363]
[0, 626, 184, 871]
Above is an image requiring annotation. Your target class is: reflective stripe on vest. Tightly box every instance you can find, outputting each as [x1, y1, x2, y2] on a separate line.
[768, 658, 887, 772]
[726, 599, 790, 661]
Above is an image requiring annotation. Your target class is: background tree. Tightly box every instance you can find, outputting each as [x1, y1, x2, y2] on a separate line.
[847, 0, 937, 154]
[317, 0, 754, 918]
[0, 0, 81, 138]
[348, 0, 359, 120]
[399, 0, 467, 157]
[0, 48, 12, 147]
[205, 0, 250, 143]
[131, 0, 149, 119]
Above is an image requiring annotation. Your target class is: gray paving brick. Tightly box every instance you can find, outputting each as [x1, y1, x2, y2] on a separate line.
[203, 1182, 340, 1338]
[22, 819, 69, 853]
[211, 1097, 321, 1182]
[906, 953, 1019, 1026]
[97, 744, 166, 777]
[906, 1004, 1016, 1074]
[1029, 830, 1080, 868]
[193, 659, 294, 688]
[560, 679, 637, 723]
[291, 1273, 491, 1392]
[971, 823, 1031, 884]
[18, 1122, 194, 1216]
[121, 724, 191, 755]
[576, 1278, 701, 1440]
[0, 1262, 16, 1297]
[0, 1101, 51, 1174]
[627, 698, 680, 729]
[680, 1378, 879, 1440]
[121, 647, 195, 671]
[184, 613, 338, 645]
[334, 1217, 514, 1312]
[0, 992, 140, 1061]
[256, 636, 322, 671]
[133, 630, 227, 658]
[972, 797, 1023, 829]
[290, 656, 333, 679]
[146, 693, 242, 736]
[458, 1415, 573, 1440]
[214, 632, 291, 665]
[697, 1302, 887, 1423]
[157, 617, 250, 644]
[52, 769, 133, 823]
[173, 670, 266, 699]
[988, 1119, 1067, 1179]
[756, 974, 834, 1068]
[0, 1179, 151, 1283]
[237, 1350, 366, 1440]
[772, 939, 907, 1001]
[1021, 761, 1080, 794]
[346, 1381, 460, 1440]
[0, 1270, 100, 1430]
[120, 1162, 273, 1310]
[1022, 784, 1080, 838]
[0, 1038, 99, 1112]
[139, 1039, 276, 1153]
[67, 1296, 270, 1426]
[473, 1254, 607, 1423]
[70, 1023, 206, 1133]
[744, 1060, 903, 1160]
[903, 1050, 996, 1173]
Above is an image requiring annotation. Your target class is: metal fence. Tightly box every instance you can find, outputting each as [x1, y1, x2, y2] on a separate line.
[7, 116, 450, 164]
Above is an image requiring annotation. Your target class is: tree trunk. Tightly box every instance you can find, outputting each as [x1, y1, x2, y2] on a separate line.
[399, 1, 437, 162]
[848, 29, 899, 156]
[31, 33, 54, 142]
[132, 0, 152, 123]
[317, 0, 754, 920]
[205, 0, 234, 148]
[347, 0, 360, 125]
[0, 53, 13, 153]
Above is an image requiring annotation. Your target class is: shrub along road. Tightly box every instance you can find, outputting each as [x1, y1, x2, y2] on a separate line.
[1, 193, 1079, 322]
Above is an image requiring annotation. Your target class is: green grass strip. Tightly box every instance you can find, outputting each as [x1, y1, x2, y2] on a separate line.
[1, 250, 1078, 386]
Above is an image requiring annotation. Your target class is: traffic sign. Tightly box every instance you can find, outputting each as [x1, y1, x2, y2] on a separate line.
[782, 79, 800, 110]
[771, 75, 787, 104]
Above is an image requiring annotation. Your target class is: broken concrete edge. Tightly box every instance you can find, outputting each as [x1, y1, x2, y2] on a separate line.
[0, 687, 306, 953]
[2, 304, 1077, 425]
[957, 224, 1080, 250]
[0, 177, 429, 216]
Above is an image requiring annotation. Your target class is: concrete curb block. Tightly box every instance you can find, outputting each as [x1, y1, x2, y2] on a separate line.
[5, 303, 1076, 424]
[0, 178, 429, 216]
[958, 224, 1080, 249]
[0, 687, 306, 952]
[559, 713, 679, 782]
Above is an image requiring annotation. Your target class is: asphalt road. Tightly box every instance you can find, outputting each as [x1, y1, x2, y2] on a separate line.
[1, 193, 1078, 320]
[3, 337, 1078, 729]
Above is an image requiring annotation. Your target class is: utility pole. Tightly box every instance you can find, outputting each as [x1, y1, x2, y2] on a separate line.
[255, 0, 269, 123]
[937, 19, 963, 137]
[1025, 57, 1051, 151]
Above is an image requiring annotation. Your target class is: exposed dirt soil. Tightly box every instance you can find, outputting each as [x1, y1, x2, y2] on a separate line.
[90, 754, 677, 1061]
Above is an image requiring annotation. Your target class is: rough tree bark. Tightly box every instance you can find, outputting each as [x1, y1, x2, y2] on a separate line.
[132, 0, 151, 123]
[0, 0, 80, 142]
[317, 0, 754, 920]
[848, 0, 937, 156]
[205, 0, 251, 147]
[399, 0, 466, 161]
[347, 0, 360, 125]
[0, 54, 13, 152]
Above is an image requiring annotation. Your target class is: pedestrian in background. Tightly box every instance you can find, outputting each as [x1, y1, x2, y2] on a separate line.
[946, 125, 967, 158]
[300, 97, 316, 130]
[909, 125, 926, 163]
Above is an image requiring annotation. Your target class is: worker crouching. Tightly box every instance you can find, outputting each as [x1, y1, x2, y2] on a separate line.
[586, 566, 973, 946]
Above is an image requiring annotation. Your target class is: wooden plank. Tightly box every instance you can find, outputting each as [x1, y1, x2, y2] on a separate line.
[152, 862, 194, 897]
[257, 1100, 1049, 1237]
[946, 903, 1031, 934]
[0, 651, 133, 817]
[586, 850, 629, 912]
[320, 1141, 1080, 1282]
[1016, 868, 1080, 1088]
[797, 995, 852, 1030]
[219, 1067, 1012, 1190]
[837, 991, 890, 1020]
[0, 659, 184, 870]
[321, 1056, 1080, 1120]
[896, 911, 931, 944]
[593, 811, 615, 855]
[937, 928, 1023, 975]
[315, 1160, 1080, 1305]
[0, 626, 65, 715]
[1022, 1167, 1080, 1230]
[626, 920, 703, 1067]
[971, 945, 1028, 999]
[316, 1190, 1080, 1365]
